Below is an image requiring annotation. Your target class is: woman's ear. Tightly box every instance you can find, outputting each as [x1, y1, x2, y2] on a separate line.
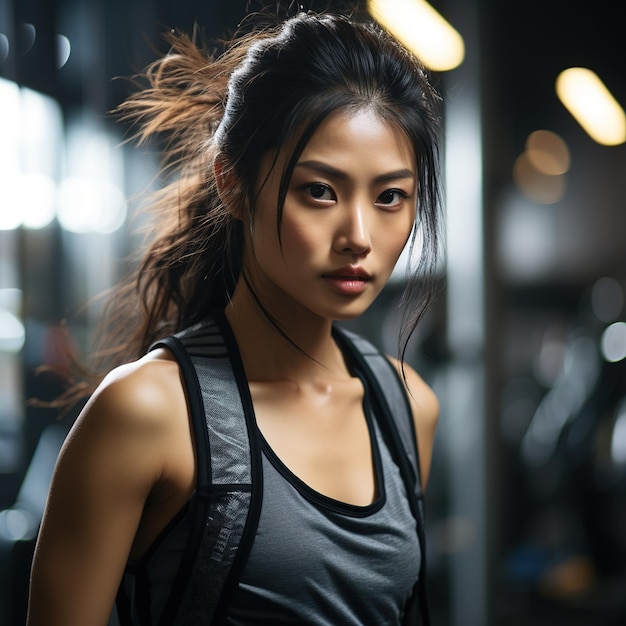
[214, 155, 244, 221]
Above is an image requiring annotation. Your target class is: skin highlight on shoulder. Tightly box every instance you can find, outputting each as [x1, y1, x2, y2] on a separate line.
[87, 349, 184, 428]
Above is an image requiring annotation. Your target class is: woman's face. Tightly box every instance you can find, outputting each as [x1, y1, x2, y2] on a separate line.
[243, 107, 417, 324]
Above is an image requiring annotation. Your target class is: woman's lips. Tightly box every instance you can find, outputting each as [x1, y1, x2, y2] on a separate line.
[322, 267, 371, 295]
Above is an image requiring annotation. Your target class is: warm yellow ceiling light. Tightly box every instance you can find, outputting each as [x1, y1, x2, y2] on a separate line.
[513, 152, 566, 205]
[556, 67, 626, 146]
[525, 129, 570, 175]
[367, 0, 465, 72]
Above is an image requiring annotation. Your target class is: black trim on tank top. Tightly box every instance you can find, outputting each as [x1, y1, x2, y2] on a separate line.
[135, 565, 154, 626]
[258, 379, 386, 518]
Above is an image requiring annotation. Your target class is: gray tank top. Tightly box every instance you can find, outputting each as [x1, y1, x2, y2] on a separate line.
[226, 400, 420, 625]
[120, 371, 420, 625]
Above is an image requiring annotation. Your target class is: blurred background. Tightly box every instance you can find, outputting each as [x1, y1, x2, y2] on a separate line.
[1, 0, 625, 624]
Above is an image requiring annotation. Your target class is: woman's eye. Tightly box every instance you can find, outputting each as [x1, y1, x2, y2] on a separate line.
[305, 183, 335, 201]
[376, 189, 408, 207]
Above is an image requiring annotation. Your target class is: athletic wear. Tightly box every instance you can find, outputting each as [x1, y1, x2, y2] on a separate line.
[117, 312, 427, 625]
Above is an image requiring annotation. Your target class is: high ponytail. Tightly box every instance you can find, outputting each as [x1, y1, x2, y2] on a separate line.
[110, 29, 250, 346]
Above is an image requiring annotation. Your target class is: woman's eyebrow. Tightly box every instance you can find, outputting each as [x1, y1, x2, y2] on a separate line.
[295, 160, 415, 183]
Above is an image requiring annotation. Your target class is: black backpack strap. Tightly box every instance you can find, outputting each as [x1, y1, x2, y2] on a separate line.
[333, 326, 430, 626]
[150, 315, 262, 626]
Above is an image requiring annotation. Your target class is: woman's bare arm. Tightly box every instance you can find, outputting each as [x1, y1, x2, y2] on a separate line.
[27, 356, 188, 626]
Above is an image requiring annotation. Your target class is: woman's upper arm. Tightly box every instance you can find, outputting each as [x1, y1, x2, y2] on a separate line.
[27, 360, 177, 626]
[389, 358, 440, 490]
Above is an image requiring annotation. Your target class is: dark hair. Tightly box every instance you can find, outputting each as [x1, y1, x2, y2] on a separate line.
[59, 10, 442, 403]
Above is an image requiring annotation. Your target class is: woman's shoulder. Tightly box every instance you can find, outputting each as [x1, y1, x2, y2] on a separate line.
[386, 356, 439, 488]
[55, 348, 190, 497]
[385, 356, 439, 424]
[71, 348, 188, 448]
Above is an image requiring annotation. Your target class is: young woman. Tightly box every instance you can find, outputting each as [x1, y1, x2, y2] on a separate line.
[27, 9, 442, 626]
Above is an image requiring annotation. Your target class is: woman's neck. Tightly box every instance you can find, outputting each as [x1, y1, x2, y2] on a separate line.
[223, 282, 349, 383]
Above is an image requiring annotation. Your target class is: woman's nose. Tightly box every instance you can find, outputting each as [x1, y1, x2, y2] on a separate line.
[334, 202, 372, 256]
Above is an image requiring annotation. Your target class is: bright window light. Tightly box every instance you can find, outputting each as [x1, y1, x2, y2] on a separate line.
[59, 116, 128, 233]
[556, 67, 626, 146]
[0, 175, 23, 230]
[0, 78, 21, 229]
[21, 86, 64, 178]
[0, 173, 56, 230]
[20, 173, 57, 229]
[0, 79, 63, 230]
[57, 177, 126, 234]
[367, 0, 465, 71]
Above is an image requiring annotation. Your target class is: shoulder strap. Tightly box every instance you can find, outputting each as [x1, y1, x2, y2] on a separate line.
[332, 326, 430, 626]
[151, 314, 261, 626]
